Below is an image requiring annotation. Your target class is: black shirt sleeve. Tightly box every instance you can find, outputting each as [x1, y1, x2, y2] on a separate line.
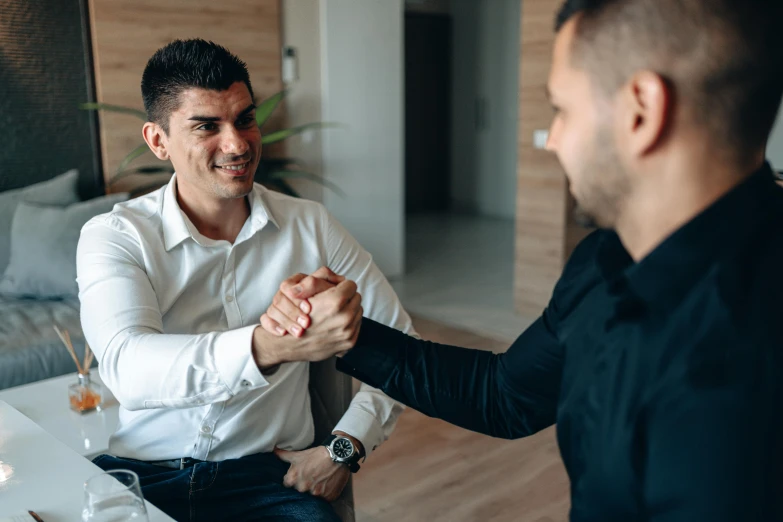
[337, 310, 563, 439]
[335, 232, 613, 439]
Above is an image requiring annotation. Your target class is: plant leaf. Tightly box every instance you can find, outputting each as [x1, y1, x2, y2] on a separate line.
[109, 165, 174, 184]
[116, 143, 151, 174]
[261, 122, 340, 145]
[255, 90, 288, 128]
[80, 102, 147, 120]
[257, 157, 300, 172]
[269, 170, 344, 196]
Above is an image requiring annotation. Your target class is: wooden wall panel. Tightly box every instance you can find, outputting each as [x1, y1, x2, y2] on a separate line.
[88, 0, 283, 189]
[514, 0, 569, 317]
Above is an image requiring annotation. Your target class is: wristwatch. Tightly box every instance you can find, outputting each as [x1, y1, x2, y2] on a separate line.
[322, 434, 364, 473]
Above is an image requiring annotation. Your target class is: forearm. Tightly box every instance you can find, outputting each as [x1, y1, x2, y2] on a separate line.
[78, 221, 273, 410]
[94, 325, 266, 410]
[337, 319, 558, 439]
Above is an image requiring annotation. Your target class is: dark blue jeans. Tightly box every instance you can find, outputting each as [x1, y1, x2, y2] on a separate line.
[92, 452, 341, 522]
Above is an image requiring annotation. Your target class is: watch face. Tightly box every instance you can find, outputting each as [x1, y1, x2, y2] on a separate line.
[333, 438, 354, 459]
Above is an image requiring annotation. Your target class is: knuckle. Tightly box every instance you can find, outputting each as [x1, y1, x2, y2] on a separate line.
[267, 306, 282, 322]
[282, 274, 305, 291]
[273, 292, 284, 306]
[277, 296, 292, 313]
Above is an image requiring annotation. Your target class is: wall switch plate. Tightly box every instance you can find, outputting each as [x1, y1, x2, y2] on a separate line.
[282, 46, 298, 84]
[533, 130, 549, 150]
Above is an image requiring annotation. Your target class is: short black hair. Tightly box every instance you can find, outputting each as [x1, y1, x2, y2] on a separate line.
[555, 0, 783, 162]
[141, 39, 253, 133]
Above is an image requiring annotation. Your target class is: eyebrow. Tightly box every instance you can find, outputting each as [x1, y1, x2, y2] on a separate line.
[188, 103, 257, 123]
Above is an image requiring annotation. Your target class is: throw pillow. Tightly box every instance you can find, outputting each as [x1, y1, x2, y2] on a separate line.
[0, 169, 80, 274]
[0, 193, 129, 298]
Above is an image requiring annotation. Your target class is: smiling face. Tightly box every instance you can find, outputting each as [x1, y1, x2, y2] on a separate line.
[144, 81, 262, 204]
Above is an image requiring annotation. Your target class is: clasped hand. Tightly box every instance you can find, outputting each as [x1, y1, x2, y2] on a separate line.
[257, 266, 361, 360]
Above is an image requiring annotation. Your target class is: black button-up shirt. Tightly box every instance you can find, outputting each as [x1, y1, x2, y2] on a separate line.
[338, 162, 783, 521]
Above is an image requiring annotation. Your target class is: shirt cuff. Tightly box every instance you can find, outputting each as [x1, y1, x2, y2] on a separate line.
[214, 325, 269, 395]
[333, 405, 385, 459]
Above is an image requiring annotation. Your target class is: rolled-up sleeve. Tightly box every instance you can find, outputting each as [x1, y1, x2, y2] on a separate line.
[77, 215, 268, 411]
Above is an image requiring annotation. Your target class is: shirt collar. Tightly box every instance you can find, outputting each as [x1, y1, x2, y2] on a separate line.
[597, 162, 781, 308]
[161, 174, 279, 251]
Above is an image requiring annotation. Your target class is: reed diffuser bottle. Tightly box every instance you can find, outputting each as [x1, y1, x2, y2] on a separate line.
[54, 324, 102, 413]
[68, 372, 102, 413]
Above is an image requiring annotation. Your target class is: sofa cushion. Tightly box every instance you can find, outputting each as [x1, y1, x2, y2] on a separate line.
[0, 169, 80, 274]
[0, 193, 129, 298]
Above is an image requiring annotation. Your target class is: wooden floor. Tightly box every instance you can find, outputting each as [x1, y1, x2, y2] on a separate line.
[353, 316, 570, 522]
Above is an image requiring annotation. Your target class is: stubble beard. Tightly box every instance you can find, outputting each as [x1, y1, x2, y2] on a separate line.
[571, 127, 629, 230]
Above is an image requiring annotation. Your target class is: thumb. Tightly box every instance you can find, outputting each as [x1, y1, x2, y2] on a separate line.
[312, 266, 345, 284]
[274, 446, 296, 463]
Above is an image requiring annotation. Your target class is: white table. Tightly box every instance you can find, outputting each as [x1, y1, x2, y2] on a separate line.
[0, 400, 173, 521]
[0, 373, 119, 458]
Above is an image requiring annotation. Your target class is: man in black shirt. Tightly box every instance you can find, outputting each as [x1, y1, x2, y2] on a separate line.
[253, 0, 783, 520]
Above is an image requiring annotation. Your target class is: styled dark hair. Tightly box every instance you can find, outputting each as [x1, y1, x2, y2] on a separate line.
[555, 0, 783, 162]
[141, 39, 253, 133]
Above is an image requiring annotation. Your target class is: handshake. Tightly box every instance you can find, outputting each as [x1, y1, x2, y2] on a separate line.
[251, 267, 363, 371]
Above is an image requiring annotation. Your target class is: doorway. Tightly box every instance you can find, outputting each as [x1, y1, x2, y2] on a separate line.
[393, 0, 529, 342]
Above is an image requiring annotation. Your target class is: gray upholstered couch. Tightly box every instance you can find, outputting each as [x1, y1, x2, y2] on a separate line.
[0, 169, 94, 390]
[0, 294, 90, 390]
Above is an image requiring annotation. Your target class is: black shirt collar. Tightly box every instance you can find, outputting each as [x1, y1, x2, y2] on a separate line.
[597, 162, 780, 309]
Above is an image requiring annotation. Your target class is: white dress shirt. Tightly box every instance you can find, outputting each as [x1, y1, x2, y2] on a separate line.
[76, 175, 414, 462]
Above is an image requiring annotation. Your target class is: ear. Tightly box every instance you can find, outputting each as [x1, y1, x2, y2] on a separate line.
[621, 71, 671, 156]
[142, 122, 170, 161]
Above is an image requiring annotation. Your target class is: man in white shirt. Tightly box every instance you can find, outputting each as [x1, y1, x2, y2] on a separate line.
[77, 39, 414, 522]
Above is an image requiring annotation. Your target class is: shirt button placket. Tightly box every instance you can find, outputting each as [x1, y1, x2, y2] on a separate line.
[194, 403, 224, 460]
[223, 249, 239, 328]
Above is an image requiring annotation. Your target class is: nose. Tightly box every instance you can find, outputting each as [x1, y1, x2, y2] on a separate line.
[221, 125, 249, 156]
[545, 121, 558, 152]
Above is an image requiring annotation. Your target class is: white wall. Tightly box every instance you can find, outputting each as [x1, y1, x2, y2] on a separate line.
[319, 0, 406, 277]
[281, 0, 324, 203]
[768, 110, 783, 170]
[450, 0, 521, 219]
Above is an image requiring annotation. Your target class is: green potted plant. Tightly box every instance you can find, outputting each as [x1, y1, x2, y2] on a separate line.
[81, 90, 341, 198]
